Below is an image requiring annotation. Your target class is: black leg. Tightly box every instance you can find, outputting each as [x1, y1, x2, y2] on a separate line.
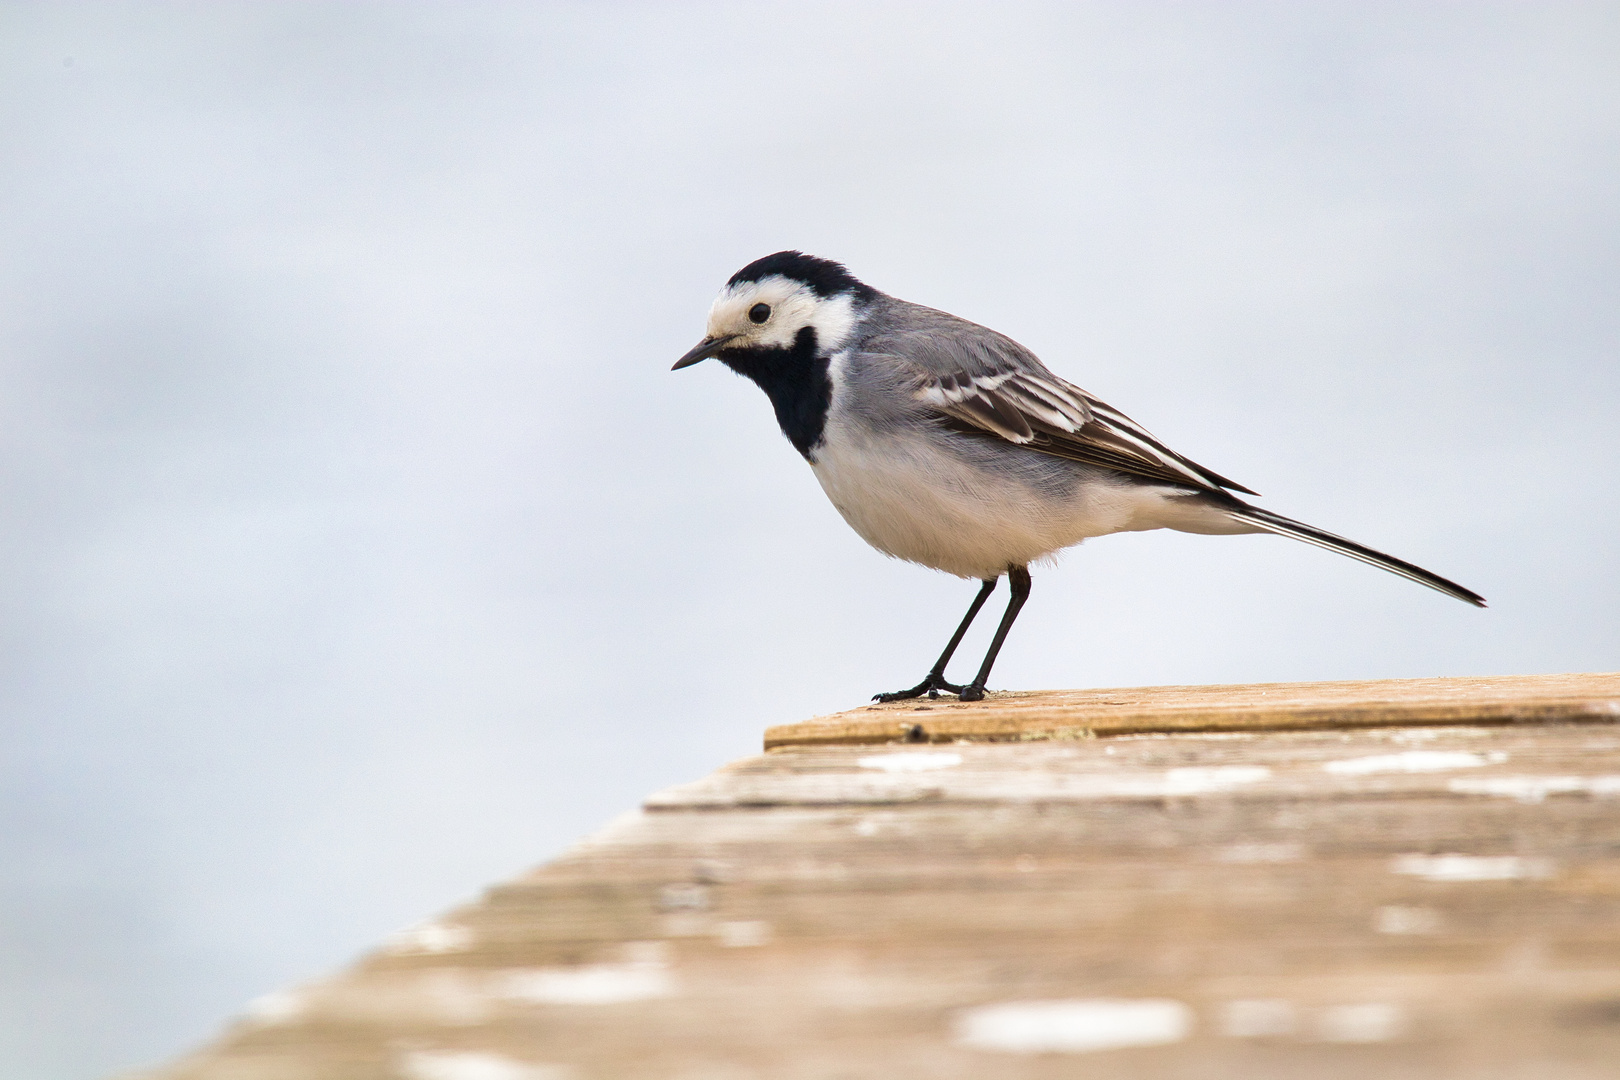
[957, 565, 1031, 702]
[873, 577, 998, 702]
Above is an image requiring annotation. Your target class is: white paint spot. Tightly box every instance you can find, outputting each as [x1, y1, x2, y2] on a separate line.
[399, 1050, 574, 1080]
[1221, 999, 1296, 1037]
[1323, 750, 1502, 775]
[242, 988, 305, 1025]
[1376, 905, 1443, 935]
[1316, 1003, 1406, 1043]
[386, 920, 474, 955]
[501, 963, 673, 1005]
[1161, 766, 1270, 794]
[717, 920, 771, 948]
[500, 943, 673, 1005]
[1391, 854, 1553, 882]
[954, 998, 1192, 1053]
[857, 751, 963, 772]
[1448, 775, 1620, 803]
[1218, 843, 1304, 863]
[1390, 728, 1490, 743]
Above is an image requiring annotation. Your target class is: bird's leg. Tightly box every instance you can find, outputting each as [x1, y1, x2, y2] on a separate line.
[956, 565, 1032, 703]
[873, 577, 998, 702]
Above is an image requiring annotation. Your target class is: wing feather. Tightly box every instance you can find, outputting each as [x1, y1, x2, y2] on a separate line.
[862, 303, 1256, 495]
[919, 367, 1258, 495]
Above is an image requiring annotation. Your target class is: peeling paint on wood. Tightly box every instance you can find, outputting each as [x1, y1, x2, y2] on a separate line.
[140, 675, 1620, 1080]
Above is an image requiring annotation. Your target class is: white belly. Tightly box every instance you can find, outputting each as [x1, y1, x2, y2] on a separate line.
[809, 423, 1162, 579]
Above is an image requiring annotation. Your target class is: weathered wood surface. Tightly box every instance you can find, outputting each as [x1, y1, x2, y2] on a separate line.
[766, 672, 1620, 748]
[139, 674, 1620, 1080]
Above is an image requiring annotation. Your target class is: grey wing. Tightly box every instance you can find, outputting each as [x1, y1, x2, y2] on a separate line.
[869, 308, 1258, 496]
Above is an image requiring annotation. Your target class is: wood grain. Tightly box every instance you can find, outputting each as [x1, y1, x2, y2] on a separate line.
[140, 675, 1620, 1080]
[764, 672, 1620, 749]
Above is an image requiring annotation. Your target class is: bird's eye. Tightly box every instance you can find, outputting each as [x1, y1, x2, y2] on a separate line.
[748, 303, 771, 324]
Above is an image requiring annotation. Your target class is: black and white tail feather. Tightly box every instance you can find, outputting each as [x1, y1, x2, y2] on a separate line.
[1219, 505, 1483, 606]
[917, 356, 1485, 607]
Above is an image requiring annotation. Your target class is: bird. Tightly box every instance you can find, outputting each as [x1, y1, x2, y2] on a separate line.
[673, 251, 1485, 703]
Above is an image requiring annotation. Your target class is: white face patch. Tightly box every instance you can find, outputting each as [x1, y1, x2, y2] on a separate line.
[705, 274, 859, 354]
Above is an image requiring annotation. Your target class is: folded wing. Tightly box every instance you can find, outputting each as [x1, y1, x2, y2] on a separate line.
[919, 365, 1258, 496]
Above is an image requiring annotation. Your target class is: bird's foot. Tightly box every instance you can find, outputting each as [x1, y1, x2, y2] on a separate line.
[873, 673, 968, 703]
[957, 683, 987, 702]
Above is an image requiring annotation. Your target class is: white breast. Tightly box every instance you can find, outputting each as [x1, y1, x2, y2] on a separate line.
[809, 415, 1155, 579]
[807, 349, 1257, 578]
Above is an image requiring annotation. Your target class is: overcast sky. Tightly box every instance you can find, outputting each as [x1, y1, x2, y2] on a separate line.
[2, 3, 1617, 1077]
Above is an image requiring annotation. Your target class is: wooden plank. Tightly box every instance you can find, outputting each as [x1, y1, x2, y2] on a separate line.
[763, 672, 1620, 749]
[653, 724, 1620, 809]
[142, 710, 1620, 1080]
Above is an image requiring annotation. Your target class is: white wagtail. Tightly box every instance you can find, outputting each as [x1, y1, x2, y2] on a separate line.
[675, 251, 1485, 703]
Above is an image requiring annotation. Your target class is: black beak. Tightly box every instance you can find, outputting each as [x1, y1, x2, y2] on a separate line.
[672, 335, 737, 371]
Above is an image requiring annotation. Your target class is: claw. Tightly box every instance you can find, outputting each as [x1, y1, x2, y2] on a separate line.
[872, 673, 968, 703]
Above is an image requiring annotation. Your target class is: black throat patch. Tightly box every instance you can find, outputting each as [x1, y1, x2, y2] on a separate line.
[719, 326, 832, 461]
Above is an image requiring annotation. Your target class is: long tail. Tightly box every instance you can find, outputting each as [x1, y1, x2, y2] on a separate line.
[1226, 504, 1486, 607]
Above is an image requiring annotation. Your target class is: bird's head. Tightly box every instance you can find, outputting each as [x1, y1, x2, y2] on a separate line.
[673, 251, 876, 370]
